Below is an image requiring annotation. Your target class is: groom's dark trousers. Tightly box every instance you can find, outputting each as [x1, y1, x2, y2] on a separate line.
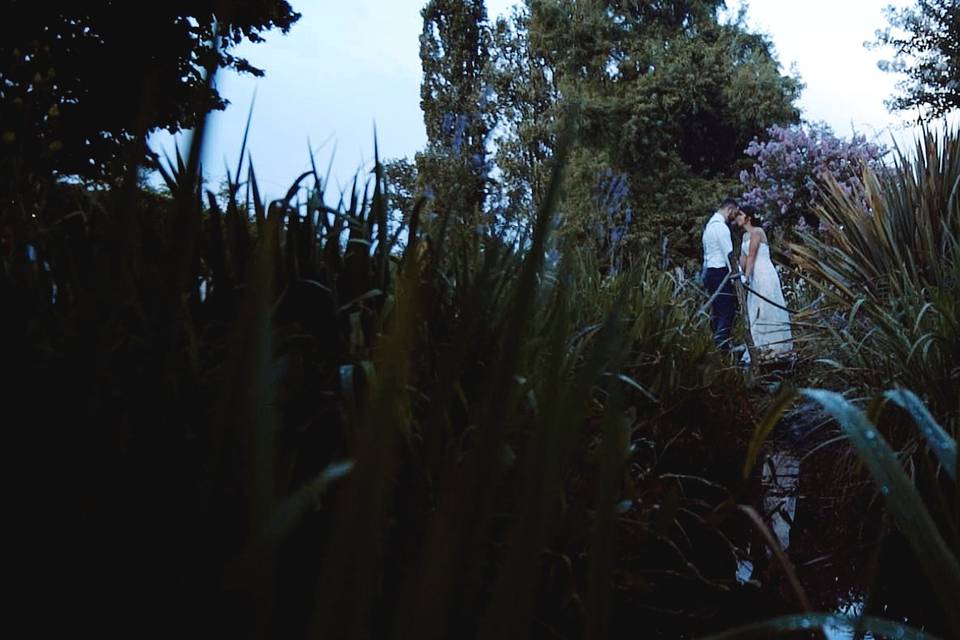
[705, 267, 735, 350]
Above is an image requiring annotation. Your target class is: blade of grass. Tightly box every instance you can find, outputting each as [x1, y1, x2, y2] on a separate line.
[737, 504, 814, 613]
[699, 613, 942, 640]
[310, 244, 421, 640]
[210, 210, 280, 639]
[249, 157, 266, 230]
[885, 388, 956, 481]
[585, 387, 630, 640]
[801, 388, 960, 636]
[457, 111, 577, 622]
[234, 89, 256, 188]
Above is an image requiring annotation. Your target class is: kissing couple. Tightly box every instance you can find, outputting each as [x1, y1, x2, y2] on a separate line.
[701, 198, 793, 362]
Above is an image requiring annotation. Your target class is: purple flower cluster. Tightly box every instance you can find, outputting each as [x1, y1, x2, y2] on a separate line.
[594, 169, 633, 273]
[441, 112, 472, 154]
[739, 123, 887, 230]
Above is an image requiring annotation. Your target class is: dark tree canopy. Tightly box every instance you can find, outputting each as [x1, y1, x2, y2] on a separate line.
[0, 1, 300, 184]
[871, 0, 960, 119]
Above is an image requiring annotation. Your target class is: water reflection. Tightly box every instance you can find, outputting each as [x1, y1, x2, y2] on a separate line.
[762, 451, 799, 551]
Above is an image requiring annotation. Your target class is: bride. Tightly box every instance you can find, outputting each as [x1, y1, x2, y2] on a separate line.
[735, 206, 793, 361]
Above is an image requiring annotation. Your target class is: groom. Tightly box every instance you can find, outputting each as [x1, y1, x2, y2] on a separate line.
[701, 198, 739, 350]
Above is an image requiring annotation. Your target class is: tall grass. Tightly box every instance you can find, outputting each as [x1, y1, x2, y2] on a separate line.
[6, 81, 956, 640]
[767, 124, 960, 637]
[732, 386, 959, 639]
[791, 125, 960, 435]
[1, 109, 772, 638]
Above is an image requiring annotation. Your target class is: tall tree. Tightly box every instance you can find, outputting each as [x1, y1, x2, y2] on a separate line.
[0, 1, 300, 187]
[870, 0, 960, 119]
[487, 5, 560, 233]
[418, 0, 494, 227]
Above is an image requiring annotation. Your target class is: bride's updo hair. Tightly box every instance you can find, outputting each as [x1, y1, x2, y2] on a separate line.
[740, 205, 763, 227]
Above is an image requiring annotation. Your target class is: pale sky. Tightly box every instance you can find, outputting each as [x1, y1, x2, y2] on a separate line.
[149, 0, 940, 200]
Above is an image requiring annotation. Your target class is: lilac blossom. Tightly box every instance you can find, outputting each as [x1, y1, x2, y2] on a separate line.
[441, 112, 472, 154]
[594, 169, 633, 274]
[739, 123, 887, 230]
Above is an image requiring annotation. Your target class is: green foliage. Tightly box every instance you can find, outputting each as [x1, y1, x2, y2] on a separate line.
[4, 110, 763, 638]
[744, 387, 960, 638]
[869, 0, 960, 119]
[488, 4, 559, 234]
[885, 388, 957, 480]
[383, 157, 419, 222]
[0, 1, 300, 185]
[418, 0, 494, 226]
[766, 126, 959, 633]
[408, 0, 801, 269]
[498, 0, 802, 267]
[801, 389, 960, 637]
[791, 125, 960, 432]
[13, 4, 960, 637]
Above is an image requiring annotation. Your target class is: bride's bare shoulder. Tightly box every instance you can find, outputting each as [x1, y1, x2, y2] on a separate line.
[753, 228, 769, 244]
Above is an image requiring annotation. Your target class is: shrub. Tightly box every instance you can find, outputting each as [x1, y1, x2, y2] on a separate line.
[790, 125, 960, 434]
[739, 122, 888, 232]
[3, 124, 760, 639]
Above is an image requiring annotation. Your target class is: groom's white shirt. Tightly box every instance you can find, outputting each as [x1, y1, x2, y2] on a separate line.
[702, 211, 733, 269]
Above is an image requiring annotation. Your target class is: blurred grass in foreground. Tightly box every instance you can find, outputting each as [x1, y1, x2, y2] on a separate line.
[3, 96, 957, 640]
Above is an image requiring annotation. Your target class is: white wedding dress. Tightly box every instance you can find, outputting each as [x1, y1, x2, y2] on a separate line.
[741, 233, 793, 361]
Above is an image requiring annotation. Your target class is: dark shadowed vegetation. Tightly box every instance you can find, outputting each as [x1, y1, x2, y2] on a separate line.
[2, 2, 958, 640]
